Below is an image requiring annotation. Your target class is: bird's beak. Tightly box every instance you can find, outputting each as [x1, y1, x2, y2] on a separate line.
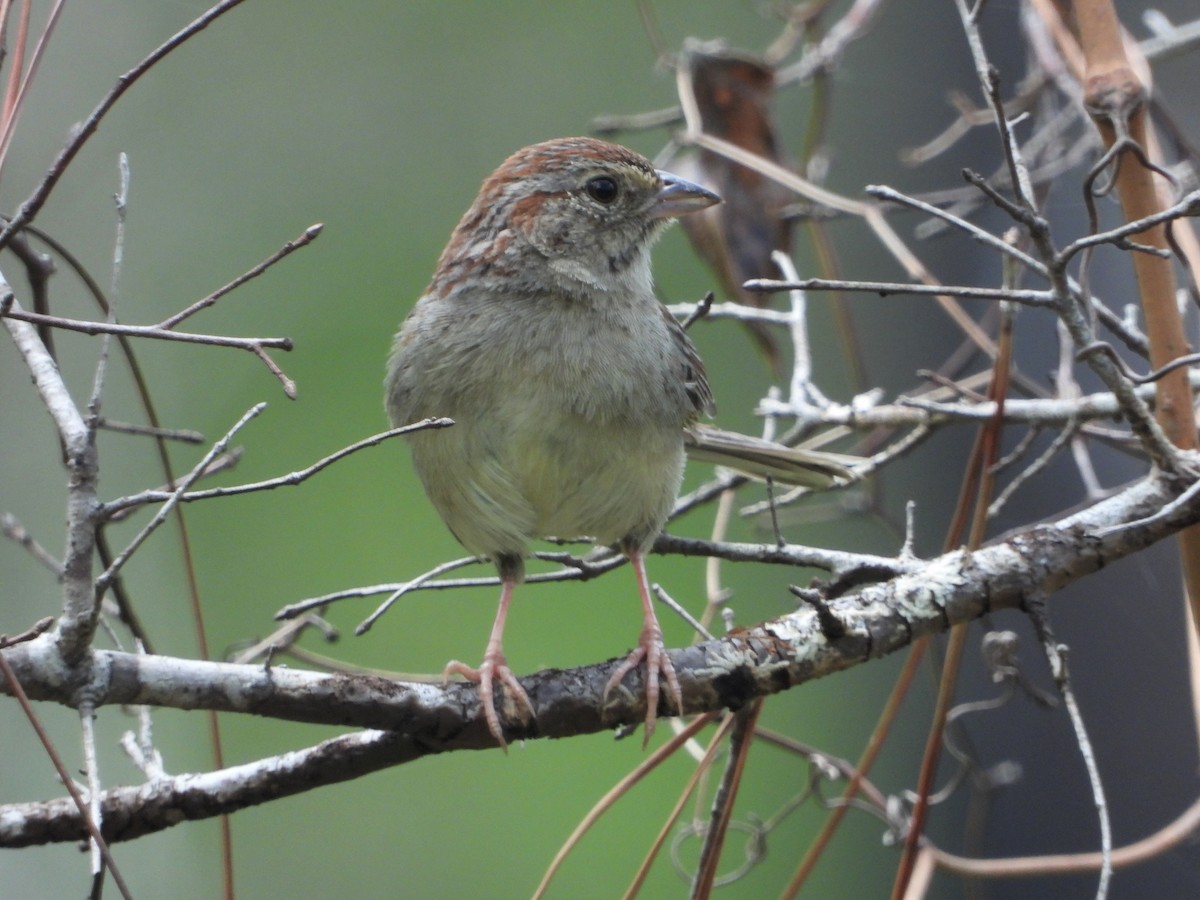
[652, 171, 721, 219]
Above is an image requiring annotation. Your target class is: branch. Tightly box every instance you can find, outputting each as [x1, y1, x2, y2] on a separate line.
[159, 223, 323, 329]
[1, 293, 86, 449]
[759, 376, 1200, 428]
[0, 299, 296, 394]
[1, 468, 1196, 847]
[0, 729, 415, 848]
[745, 277, 1057, 308]
[0, 640, 132, 895]
[96, 403, 267, 594]
[101, 419, 454, 518]
[2, 288, 99, 664]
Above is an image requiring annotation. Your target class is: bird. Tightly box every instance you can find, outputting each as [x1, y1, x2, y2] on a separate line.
[386, 136, 852, 748]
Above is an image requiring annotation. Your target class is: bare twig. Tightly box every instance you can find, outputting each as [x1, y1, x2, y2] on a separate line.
[119, 651, 166, 781]
[679, 129, 1000, 357]
[275, 557, 482, 621]
[667, 299, 796, 325]
[866, 183, 1150, 356]
[159, 223, 323, 329]
[1057, 188, 1200, 266]
[97, 403, 268, 594]
[745, 276, 1056, 308]
[104, 450, 243, 525]
[354, 554, 485, 635]
[102, 419, 452, 519]
[987, 418, 1082, 517]
[79, 701, 104, 881]
[0, 301, 296, 390]
[652, 583, 715, 642]
[1025, 592, 1111, 898]
[2, 513, 63, 576]
[94, 418, 204, 444]
[0, 617, 54, 650]
[86, 152, 130, 426]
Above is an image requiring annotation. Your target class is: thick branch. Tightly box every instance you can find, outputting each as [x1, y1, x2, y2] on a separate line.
[0, 729, 416, 848]
[0, 468, 1194, 850]
[6, 473, 1191, 738]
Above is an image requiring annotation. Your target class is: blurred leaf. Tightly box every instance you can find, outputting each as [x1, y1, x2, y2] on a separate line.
[671, 40, 794, 376]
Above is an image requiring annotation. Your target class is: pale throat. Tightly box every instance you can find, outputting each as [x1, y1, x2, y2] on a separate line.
[546, 246, 655, 304]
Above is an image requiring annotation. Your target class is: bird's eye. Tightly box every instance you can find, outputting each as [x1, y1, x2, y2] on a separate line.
[585, 175, 619, 204]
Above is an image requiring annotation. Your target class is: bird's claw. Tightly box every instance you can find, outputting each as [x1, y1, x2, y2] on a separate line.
[604, 621, 683, 746]
[444, 653, 534, 750]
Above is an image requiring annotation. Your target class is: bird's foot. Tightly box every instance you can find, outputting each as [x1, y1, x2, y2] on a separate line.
[444, 652, 534, 750]
[604, 619, 682, 746]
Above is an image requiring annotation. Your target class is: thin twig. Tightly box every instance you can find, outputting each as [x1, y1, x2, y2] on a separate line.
[746, 277, 1056, 307]
[0, 303, 292, 349]
[104, 450, 243, 524]
[865, 183, 1149, 356]
[775, 0, 887, 83]
[94, 418, 204, 444]
[159, 223, 324, 329]
[1091, 475, 1200, 538]
[275, 557, 482, 621]
[680, 129, 1000, 357]
[1025, 591, 1111, 898]
[119, 647, 166, 780]
[1057, 189, 1200, 267]
[355, 554, 485, 635]
[651, 583, 715, 642]
[97, 403, 268, 593]
[102, 419, 452, 518]
[86, 153, 130, 427]
[987, 418, 1081, 518]
[666, 299, 795, 326]
[0, 616, 54, 649]
[1, 512, 63, 576]
[79, 701, 104, 881]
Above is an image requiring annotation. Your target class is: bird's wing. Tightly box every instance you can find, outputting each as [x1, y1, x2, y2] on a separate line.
[662, 304, 716, 419]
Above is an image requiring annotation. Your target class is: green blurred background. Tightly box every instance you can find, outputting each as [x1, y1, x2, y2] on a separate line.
[4, 2, 1198, 898]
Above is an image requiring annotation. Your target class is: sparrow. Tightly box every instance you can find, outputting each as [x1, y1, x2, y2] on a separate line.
[386, 136, 851, 747]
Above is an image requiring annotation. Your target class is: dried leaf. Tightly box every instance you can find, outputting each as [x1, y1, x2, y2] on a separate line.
[673, 40, 794, 376]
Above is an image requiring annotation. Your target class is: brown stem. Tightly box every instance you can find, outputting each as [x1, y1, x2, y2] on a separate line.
[1072, 0, 1200, 646]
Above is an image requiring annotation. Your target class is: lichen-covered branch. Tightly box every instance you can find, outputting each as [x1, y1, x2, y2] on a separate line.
[1, 466, 1193, 847]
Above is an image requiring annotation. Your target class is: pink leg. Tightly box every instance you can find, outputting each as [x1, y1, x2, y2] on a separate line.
[443, 574, 535, 749]
[603, 548, 683, 745]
